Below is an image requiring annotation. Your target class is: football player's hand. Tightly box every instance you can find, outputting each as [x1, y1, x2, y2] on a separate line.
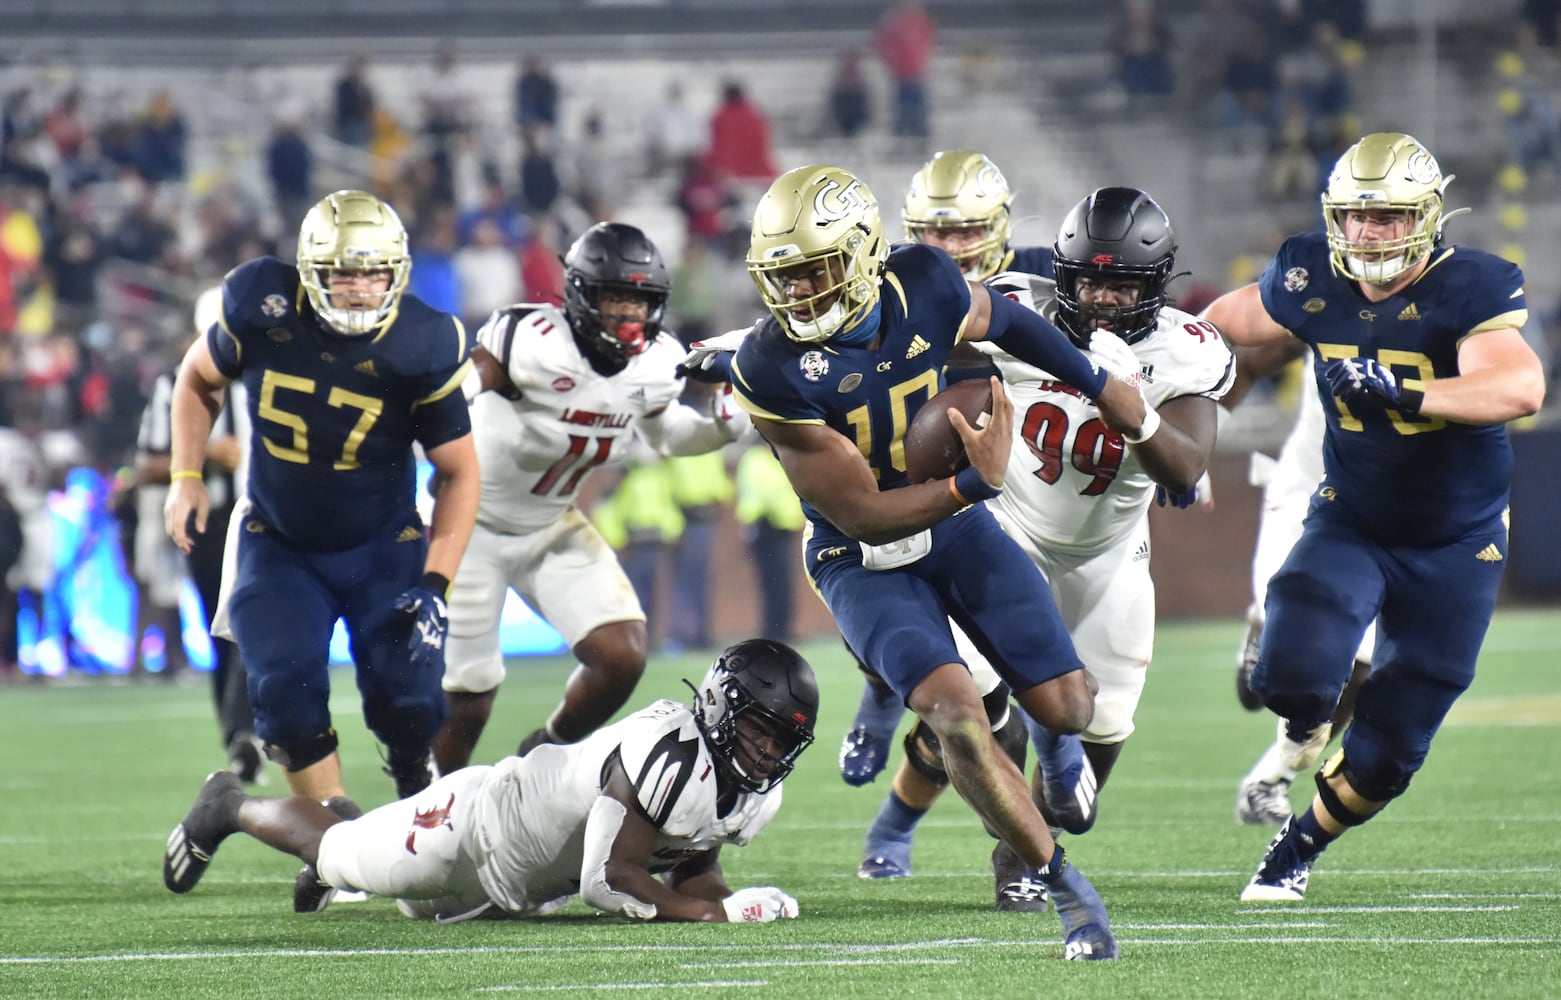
[951, 375, 1012, 490]
[721, 886, 799, 923]
[394, 582, 449, 673]
[676, 324, 754, 383]
[711, 384, 751, 441]
[1088, 330, 1142, 388]
[1324, 357, 1400, 407]
[164, 478, 211, 555]
[1156, 471, 1214, 511]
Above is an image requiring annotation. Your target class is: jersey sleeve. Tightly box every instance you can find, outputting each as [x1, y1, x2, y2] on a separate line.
[729, 325, 828, 424]
[1149, 308, 1237, 405]
[477, 304, 569, 393]
[408, 311, 474, 451]
[641, 335, 689, 413]
[1006, 245, 1056, 280]
[1256, 233, 1325, 337]
[613, 702, 716, 837]
[1454, 251, 1528, 338]
[884, 243, 972, 341]
[208, 257, 287, 378]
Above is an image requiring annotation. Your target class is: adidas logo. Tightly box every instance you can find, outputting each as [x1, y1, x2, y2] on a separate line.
[355, 359, 378, 377]
[1396, 303, 1421, 321]
[1475, 544, 1503, 562]
[629, 387, 646, 401]
[1132, 540, 1150, 563]
[397, 525, 424, 543]
[906, 335, 931, 359]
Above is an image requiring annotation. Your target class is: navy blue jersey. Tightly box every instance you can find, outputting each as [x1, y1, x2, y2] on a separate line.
[1259, 233, 1528, 544]
[731, 244, 970, 538]
[209, 257, 473, 551]
[1004, 245, 1054, 280]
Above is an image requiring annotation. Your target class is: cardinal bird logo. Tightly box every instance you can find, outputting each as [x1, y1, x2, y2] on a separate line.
[405, 793, 456, 855]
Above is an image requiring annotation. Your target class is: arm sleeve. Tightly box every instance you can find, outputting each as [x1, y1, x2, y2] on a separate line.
[983, 287, 1107, 398]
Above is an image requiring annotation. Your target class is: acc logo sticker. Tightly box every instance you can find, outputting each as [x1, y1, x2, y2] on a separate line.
[551, 376, 576, 392]
[1284, 267, 1309, 293]
[800, 350, 829, 382]
[1302, 297, 1327, 313]
[261, 293, 289, 318]
[837, 373, 863, 393]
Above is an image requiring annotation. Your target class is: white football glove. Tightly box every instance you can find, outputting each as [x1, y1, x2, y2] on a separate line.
[683, 323, 757, 374]
[1087, 330, 1142, 389]
[721, 886, 799, 923]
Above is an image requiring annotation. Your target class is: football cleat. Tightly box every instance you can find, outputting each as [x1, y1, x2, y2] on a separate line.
[1235, 623, 1263, 712]
[164, 771, 245, 894]
[294, 864, 338, 913]
[858, 853, 911, 879]
[839, 726, 890, 786]
[992, 841, 1049, 913]
[1236, 777, 1294, 826]
[1038, 733, 1098, 835]
[227, 733, 267, 785]
[1241, 817, 1312, 902]
[1046, 855, 1119, 961]
[1277, 718, 1332, 772]
[385, 747, 436, 799]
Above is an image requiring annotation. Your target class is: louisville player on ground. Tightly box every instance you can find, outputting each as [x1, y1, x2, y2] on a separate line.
[165, 640, 816, 923]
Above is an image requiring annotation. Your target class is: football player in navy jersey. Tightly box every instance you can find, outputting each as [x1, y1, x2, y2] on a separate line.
[164, 191, 480, 822]
[164, 639, 816, 925]
[1202, 133, 1545, 902]
[730, 164, 1147, 961]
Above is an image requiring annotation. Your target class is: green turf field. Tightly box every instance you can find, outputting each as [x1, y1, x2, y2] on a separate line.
[3, 610, 1558, 999]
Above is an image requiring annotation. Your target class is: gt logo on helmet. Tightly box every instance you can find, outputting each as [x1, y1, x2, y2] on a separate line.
[812, 179, 870, 223]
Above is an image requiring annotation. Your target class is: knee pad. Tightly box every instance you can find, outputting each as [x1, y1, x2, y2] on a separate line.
[1314, 748, 1409, 826]
[902, 719, 950, 787]
[980, 685, 1011, 727]
[265, 728, 339, 773]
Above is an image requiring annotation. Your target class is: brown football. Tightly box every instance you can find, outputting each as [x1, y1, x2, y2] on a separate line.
[903, 379, 994, 483]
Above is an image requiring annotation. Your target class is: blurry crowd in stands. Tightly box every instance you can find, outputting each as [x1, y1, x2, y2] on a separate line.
[4, 0, 1561, 675]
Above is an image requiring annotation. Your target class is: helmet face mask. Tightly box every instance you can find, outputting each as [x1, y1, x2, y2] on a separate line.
[563, 223, 670, 371]
[1052, 186, 1176, 346]
[747, 165, 888, 344]
[687, 640, 818, 794]
[297, 190, 411, 337]
[1322, 132, 1448, 285]
[903, 150, 1012, 281]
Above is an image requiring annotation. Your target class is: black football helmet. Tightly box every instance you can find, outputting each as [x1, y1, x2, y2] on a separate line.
[1052, 187, 1177, 346]
[563, 222, 671, 372]
[687, 639, 819, 794]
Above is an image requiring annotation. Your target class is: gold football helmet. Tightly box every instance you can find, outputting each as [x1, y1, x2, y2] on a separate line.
[902, 150, 1013, 281]
[747, 165, 888, 343]
[297, 190, 411, 336]
[1322, 132, 1455, 284]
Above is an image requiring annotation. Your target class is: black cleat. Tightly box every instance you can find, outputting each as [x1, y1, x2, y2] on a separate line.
[992, 841, 1049, 913]
[385, 748, 435, 799]
[164, 771, 245, 893]
[1236, 620, 1264, 711]
[227, 733, 266, 784]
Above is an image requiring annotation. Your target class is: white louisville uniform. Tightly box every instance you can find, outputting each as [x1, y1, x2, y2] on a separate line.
[444, 304, 688, 693]
[1248, 382, 1376, 662]
[316, 699, 783, 921]
[958, 272, 1236, 743]
[0, 426, 51, 591]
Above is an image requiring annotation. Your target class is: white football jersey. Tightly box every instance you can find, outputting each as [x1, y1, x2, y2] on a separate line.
[471, 304, 686, 533]
[977, 272, 1235, 553]
[470, 699, 783, 912]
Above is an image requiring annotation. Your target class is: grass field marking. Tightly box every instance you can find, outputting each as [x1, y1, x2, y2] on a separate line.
[477, 981, 769, 992]
[683, 959, 960, 969]
[0, 938, 988, 966]
[1236, 904, 1518, 914]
